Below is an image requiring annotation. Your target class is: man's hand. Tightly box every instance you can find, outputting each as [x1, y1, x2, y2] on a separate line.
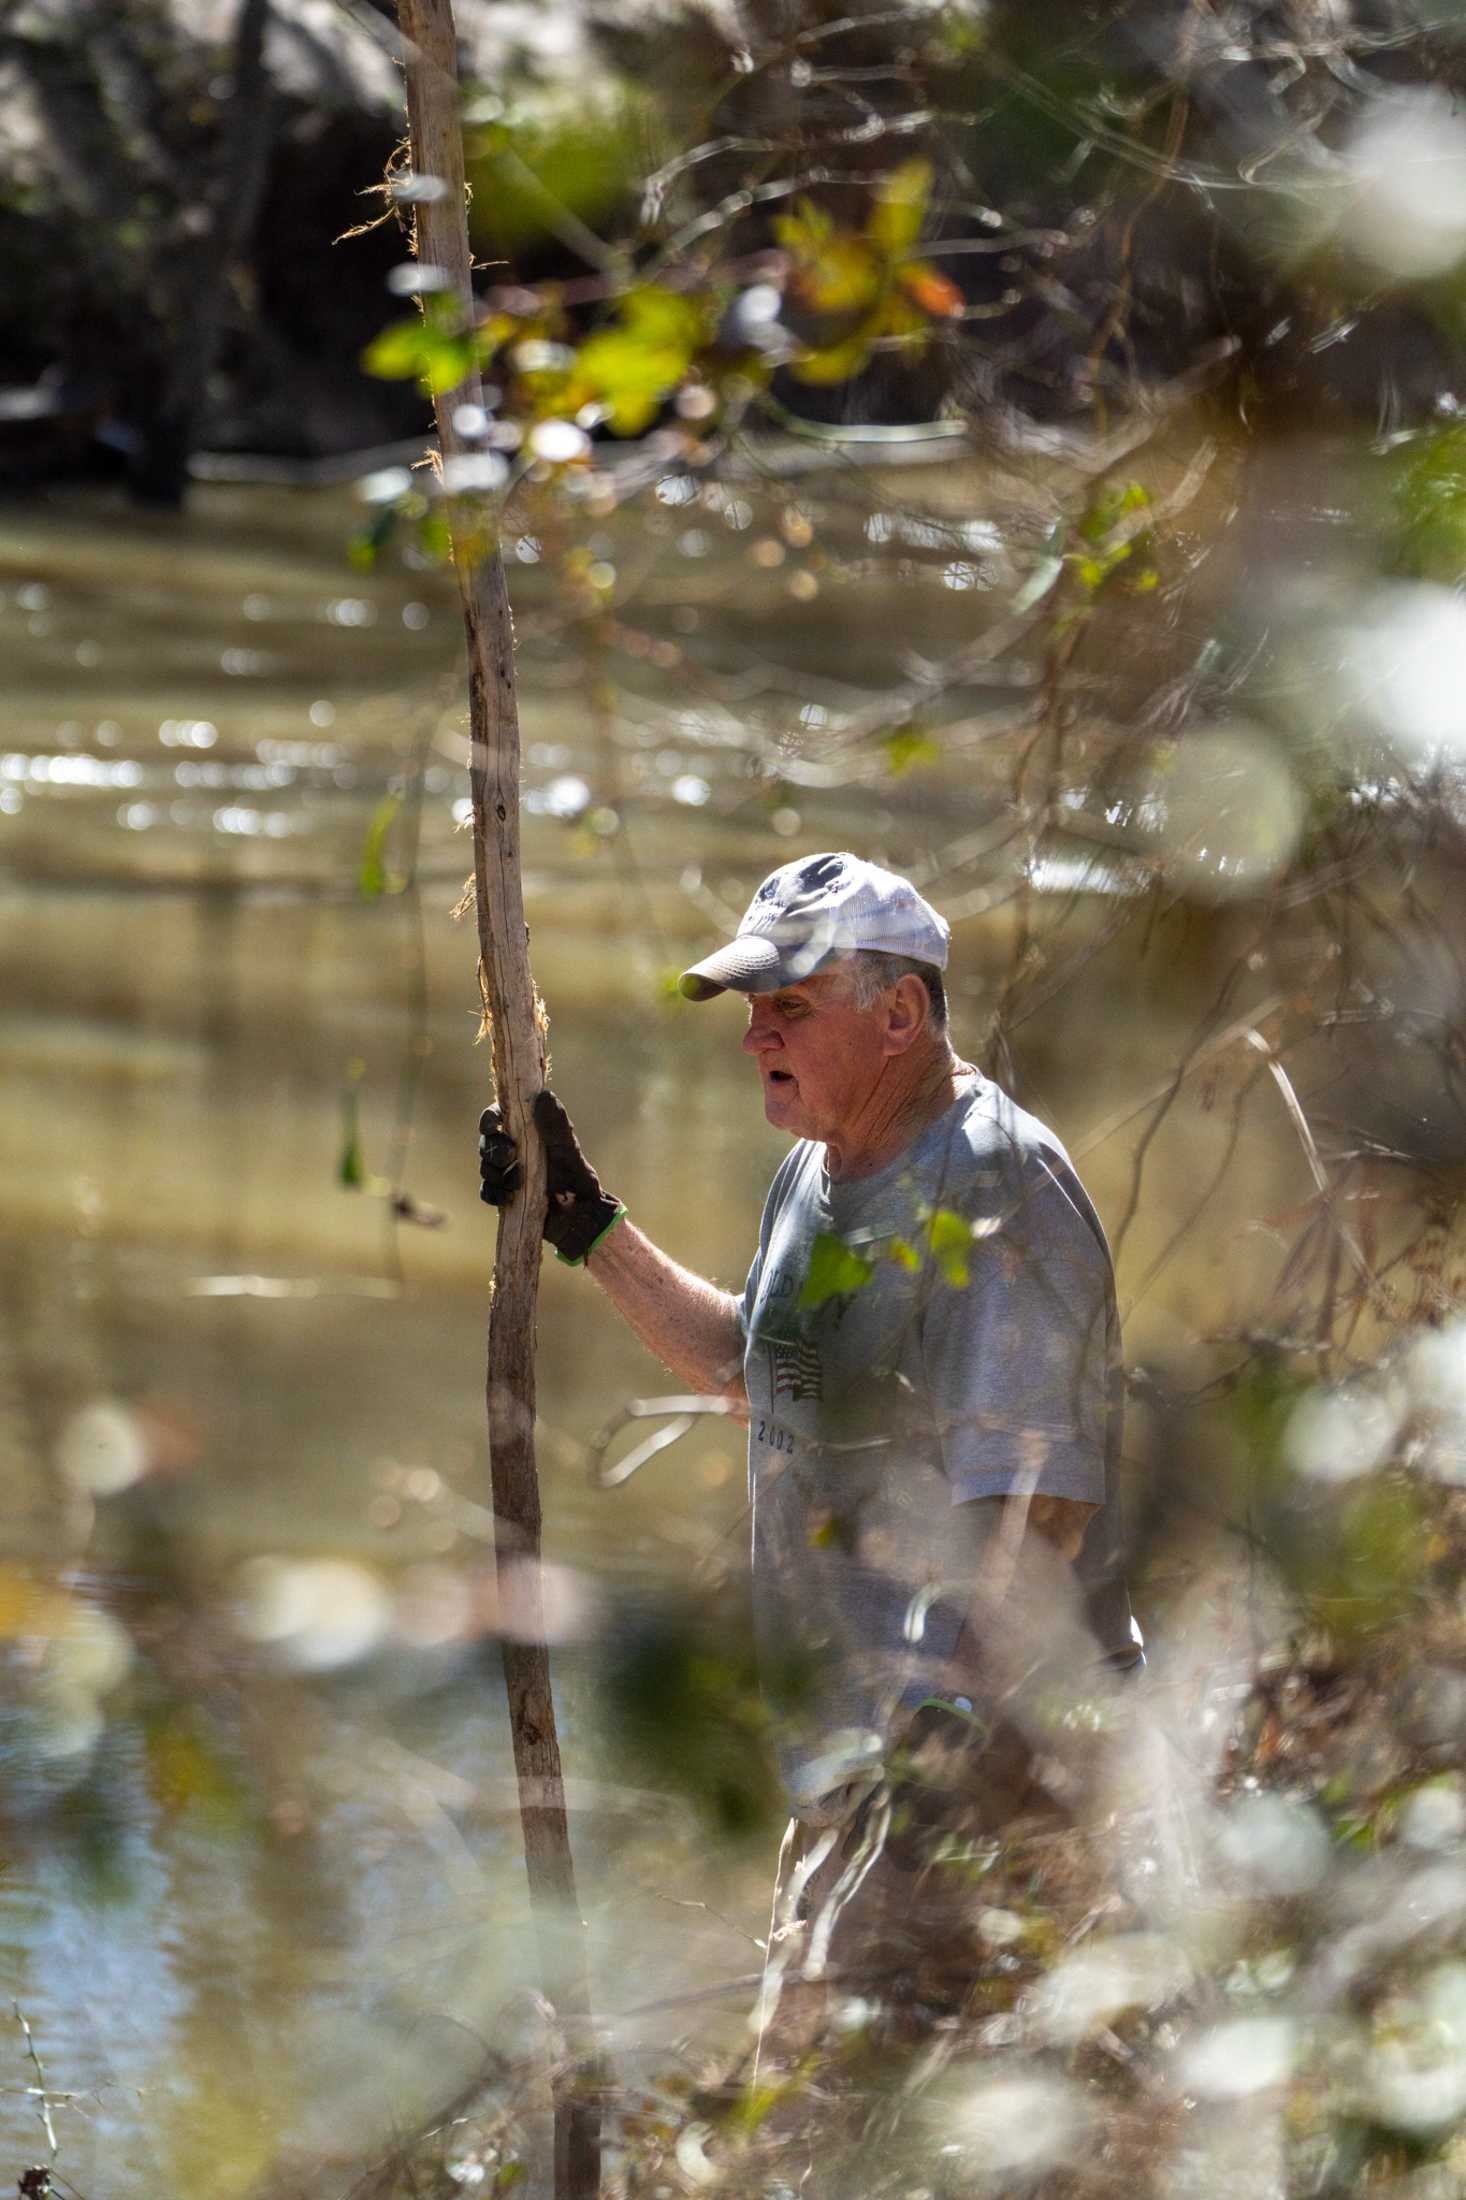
[478, 1090, 626, 1266]
[477, 1111, 522, 1204]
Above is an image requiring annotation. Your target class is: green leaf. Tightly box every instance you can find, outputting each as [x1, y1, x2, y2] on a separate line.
[790, 334, 875, 386]
[571, 329, 681, 434]
[797, 236, 882, 317]
[144, 1708, 247, 1827]
[1077, 478, 1150, 545]
[338, 1066, 365, 1189]
[357, 791, 402, 900]
[423, 334, 478, 396]
[927, 1207, 973, 1287]
[773, 197, 834, 259]
[362, 304, 476, 397]
[1388, 424, 1466, 579]
[347, 505, 399, 573]
[882, 725, 941, 776]
[621, 283, 707, 349]
[798, 1232, 875, 1310]
[1071, 540, 1132, 594]
[809, 1510, 858, 1552]
[361, 315, 432, 380]
[472, 311, 516, 366]
[415, 511, 453, 564]
[867, 158, 933, 259]
[888, 1236, 921, 1272]
[722, 2063, 816, 2137]
[563, 285, 711, 435]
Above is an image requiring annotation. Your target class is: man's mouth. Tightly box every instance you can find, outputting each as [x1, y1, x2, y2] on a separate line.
[767, 1069, 795, 1086]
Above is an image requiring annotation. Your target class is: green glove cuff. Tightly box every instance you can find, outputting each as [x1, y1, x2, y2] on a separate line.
[554, 1204, 628, 1268]
[911, 1694, 984, 1729]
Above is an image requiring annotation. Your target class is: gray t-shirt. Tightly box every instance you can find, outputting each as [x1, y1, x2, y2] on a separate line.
[740, 1073, 1136, 1817]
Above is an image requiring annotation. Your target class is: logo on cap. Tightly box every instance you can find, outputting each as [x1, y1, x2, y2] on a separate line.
[795, 855, 844, 895]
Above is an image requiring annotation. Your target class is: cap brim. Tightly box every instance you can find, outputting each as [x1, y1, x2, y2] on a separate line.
[678, 936, 783, 1000]
[679, 935, 835, 1000]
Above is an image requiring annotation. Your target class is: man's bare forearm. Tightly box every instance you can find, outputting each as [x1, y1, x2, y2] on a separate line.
[584, 1219, 748, 1406]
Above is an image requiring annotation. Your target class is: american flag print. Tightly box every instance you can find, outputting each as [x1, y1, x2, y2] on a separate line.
[770, 1339, 823, 1403]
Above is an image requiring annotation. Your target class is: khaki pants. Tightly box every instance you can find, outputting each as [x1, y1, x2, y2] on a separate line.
[749, 1694, 1093, 2078]
[751, 1790, 993, 2079]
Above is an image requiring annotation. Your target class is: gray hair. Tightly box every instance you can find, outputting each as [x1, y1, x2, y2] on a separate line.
[839, 950, 949, 1033]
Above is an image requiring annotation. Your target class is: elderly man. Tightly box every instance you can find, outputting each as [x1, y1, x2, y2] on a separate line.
[480, 852, 1137, 2029]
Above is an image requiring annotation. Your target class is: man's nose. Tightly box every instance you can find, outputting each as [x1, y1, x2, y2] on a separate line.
[742, 1008, 781, 1054]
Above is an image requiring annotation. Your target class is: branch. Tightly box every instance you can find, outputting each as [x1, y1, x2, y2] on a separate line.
[394, 6, 600, 2194]
[14, 2003, 57, 2166]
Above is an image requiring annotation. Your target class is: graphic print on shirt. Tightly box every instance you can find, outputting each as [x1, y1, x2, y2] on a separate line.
[754, 1260, 826, 1410]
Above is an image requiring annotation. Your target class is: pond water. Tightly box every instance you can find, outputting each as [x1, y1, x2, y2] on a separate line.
[0, 458, 1302, 2193]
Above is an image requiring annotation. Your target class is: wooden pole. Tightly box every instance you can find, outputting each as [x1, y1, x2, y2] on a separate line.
[393, 7, 600, 2193]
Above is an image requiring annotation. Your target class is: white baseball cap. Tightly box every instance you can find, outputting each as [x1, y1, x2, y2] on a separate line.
[679, 852, 950, 1000]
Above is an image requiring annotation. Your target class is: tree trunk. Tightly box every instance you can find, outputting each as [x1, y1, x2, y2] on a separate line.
[393, 5, 600, 2193]
[132, 0, 277, 506]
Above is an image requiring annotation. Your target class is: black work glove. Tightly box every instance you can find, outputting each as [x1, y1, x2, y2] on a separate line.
[478, 1090, 626, 1267]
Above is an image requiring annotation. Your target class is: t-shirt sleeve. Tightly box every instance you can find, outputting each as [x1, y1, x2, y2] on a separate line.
[921, 1154, 1115, 1507]
[738, 1243, 761, 1340]
[742, 1144, 804, 1340]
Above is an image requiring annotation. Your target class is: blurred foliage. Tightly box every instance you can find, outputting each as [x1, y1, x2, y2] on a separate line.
[774, 160, 964, 385]
[1278, 1474, 1429, 1642]
[362, 295, 480, 399]
[15, 0, 1466, 488]
[363, 162, 961, 449]
[509, 283, 716, 436]
[797, 1231, 874, 1312]
[880, 724, 941, 777]
[1387, 425, 1466, 582]
[357, 789, 404, 900]
[143, 1704, 249, 1827]
[463, 83, 658, 261]
[1071, 480, 1158, 599]
[795, 1206, 975, 1311]
[337, 1059, 367, 1189]
[600, 1591, 806, 1841]
[926, 1206, 974, 1289]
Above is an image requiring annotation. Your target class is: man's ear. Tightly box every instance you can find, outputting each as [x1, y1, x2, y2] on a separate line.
[881, 975, 929, 1056]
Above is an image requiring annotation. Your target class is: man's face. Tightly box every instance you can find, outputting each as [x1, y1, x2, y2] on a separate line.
[740, 971, 888, 1142]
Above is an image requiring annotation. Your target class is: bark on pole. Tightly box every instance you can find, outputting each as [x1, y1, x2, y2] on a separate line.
[394, 5, 600, 2193]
